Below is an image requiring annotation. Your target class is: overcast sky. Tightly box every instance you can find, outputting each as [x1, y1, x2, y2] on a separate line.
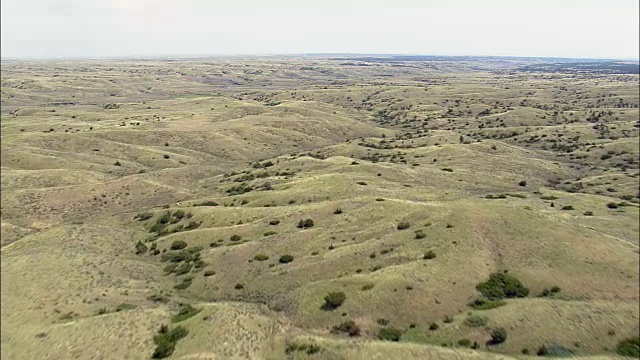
[2, 0, 639, 59]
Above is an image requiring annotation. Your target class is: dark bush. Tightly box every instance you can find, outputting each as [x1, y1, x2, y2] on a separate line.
[170, 240, 187, 250]
[334, 208, 343, 214]
[171, 305, 201, 323]
[443, 315, 454, 323]
[607, 202, 619, 209]
[584, 211, 594, 216]
[397, 221, 411, 230]
[378, 327, 402, 341]
[519, 180, 527, 187]
[269, 219, 280, 225]
[152, 325, 189, 359]
[429, 322, 439, 330]
[415, 230, 426, 239]
[279, 254, 294, 264]
[304, 219, 314, 227]
[203, 270, 216, 277]
[234, 283, 244, 289]
[230, 234, 242, 242]
[423, 250, 437, 260]
[331, 320, 361, 337]
[476, 271, 529, 300]
[616, 337, 640, 358]
[468, 297, 506, 310]
[490, 327, 507, 344]
[560, 205, 574, 210]
[135, 241, 148, 255]
[323, 291, 346, 310]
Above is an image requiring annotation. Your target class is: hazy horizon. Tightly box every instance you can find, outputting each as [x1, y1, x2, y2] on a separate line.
[2, 0, 639, 60]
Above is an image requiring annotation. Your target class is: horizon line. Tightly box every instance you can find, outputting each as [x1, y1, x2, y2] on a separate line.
[2, 52, 639, 62]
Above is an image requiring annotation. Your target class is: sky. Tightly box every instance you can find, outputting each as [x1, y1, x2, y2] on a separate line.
[1, 0, 639, 59]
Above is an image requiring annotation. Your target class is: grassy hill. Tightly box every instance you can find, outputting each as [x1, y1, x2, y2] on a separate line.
[1, 57, 638, 360]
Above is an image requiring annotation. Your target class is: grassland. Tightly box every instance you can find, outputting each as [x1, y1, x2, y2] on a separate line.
[1, 56, 638, 360]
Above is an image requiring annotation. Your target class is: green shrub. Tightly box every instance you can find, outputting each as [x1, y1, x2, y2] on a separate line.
[560, 205, 574, 210]
[490, 327, 507, 344]
[361, 283, 375, 291]
[323, 291, 346, 310]
[279, 254, 294, 264]
[230, 234, 242, 242]
[464, 314, 488, 327]
[171, 304, 201, 323]
[540, 195, 559, 200]
[458, 339, 472, 347]
[468, 297, 506, 310]
[152, 325, 189, 359]
[193, 200, 218, 207]
[429, 322, 439, 330]
[397, 221, 411, 230]
[174, 263, 193, 275]
[476, 271, 529, 300]
[331, 320, 361, 337]
[297, 218, 315, 228]
[285, 341, 321, 355]
[135, 241, 148, 255]
[163, 263, 178, 274]
[423, 250, 437, 260]
[378, 327, 402, 341]
[616, 337, 640, 358]
[254, 254, 269, 261]
[170, 240, 188, 250]
[174, 278, 193, 290]
[584, 211, 594, 216]
[269, 219, 280, 225]
[161, 250, 193, 263]
[263, 231, 277, 237]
